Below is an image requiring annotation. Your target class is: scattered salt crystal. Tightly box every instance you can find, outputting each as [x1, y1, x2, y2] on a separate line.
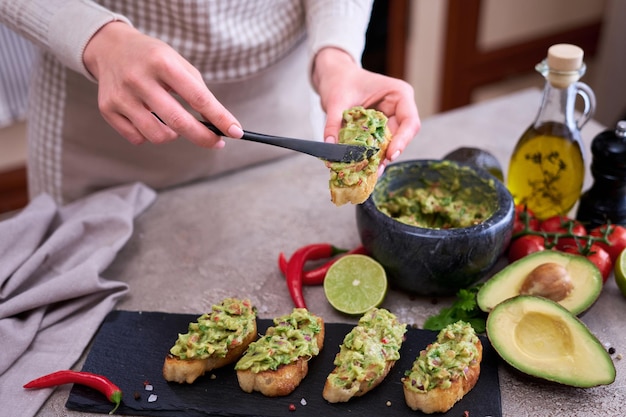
[300, 398, 307, 406]
[147, 394, 158, 403]
[144, 384, 154, 391]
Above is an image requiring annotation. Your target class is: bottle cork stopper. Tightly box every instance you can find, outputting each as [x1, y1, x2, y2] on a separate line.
[547, 44, 584, 72]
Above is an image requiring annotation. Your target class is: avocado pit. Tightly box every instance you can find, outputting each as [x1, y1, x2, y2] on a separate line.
[520, 262, 573, 302]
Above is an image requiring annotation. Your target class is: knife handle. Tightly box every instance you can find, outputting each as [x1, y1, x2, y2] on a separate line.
[199, 121, 342, 159]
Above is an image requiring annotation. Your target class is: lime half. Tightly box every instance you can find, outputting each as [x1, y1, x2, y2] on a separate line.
[323, 254, 388, 315]
[614, 249, 626, 298]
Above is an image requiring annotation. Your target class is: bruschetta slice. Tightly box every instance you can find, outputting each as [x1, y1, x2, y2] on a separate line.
[323, 308, 406, 402]
[327, 106, 391, 206]
[163, 298, 257, 384]
[235, 308, 324, 397]
[402, 321, 482, 414]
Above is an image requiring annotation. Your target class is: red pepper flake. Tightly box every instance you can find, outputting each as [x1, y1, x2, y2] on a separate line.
[289, 403, 297, 411]
[463, 411, 470, 417]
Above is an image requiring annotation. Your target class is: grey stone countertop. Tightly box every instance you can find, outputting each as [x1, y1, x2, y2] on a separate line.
[38, 89, 625, 416]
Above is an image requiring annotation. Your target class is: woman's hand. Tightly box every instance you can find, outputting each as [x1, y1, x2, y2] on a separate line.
[312, 47, 420, 171]
[83, 22, 243, 147]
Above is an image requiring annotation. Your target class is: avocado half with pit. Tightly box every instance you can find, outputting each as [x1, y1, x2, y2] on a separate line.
[477, 251, 602, 316]
[486, 295, 615, 388]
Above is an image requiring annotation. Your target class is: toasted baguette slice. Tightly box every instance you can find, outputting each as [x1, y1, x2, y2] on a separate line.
[163, 298, 257, 384]
[235, 309, 324, 397]
[328, 107, 392, 206]
[163, 327, 257, 384]
[403, 321, 483, 414]
[323, 308, 406, 403]
[323, 357, 396, 403]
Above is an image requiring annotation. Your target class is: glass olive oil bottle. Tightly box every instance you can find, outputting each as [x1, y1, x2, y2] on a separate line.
[507, 44, 595, 220]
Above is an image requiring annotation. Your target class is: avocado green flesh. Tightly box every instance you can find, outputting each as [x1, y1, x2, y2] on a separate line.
[477, 251, 602, 316]
[487, 295, 615, 388]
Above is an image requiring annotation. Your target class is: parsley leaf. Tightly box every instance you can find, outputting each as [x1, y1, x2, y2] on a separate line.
[423, 284, 487, 333]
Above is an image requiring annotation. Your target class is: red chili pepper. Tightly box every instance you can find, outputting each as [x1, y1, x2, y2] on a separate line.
[285, 243, 347, 308]
[24, 370, 122, 414]
[279, 246, 367, 286]
[278, 252, 289, 276]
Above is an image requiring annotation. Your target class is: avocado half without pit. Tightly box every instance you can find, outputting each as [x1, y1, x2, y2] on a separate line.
[486, 295, 616, 388]
[477, 251, 603, 316]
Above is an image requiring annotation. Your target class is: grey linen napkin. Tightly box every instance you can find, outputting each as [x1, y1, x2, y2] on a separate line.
[0, 182, 156, 417]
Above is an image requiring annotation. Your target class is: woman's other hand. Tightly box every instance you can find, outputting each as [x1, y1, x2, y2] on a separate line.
[312, 47, 420, 171]
[83, 22, 243, 147]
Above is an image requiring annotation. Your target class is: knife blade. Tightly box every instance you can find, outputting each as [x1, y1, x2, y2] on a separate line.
[200, 121, 379, 163]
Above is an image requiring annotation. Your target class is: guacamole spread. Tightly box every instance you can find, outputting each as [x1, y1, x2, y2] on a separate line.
[377, 165, 496, 228]
[235, 308, 322, 373]
[326, 308, 406, 389]
[170, 298, 256, 360]
[328, 106, 387, 188]
[403, 321, 479, 392]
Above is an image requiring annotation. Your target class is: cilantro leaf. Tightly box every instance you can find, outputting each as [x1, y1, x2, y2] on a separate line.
[422, 284, 487, 333]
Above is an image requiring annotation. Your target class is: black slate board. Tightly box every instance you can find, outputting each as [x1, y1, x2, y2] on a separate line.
[67, 310, 502, 416]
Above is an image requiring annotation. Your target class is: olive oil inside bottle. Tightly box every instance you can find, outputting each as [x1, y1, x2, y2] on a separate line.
[507, 121, 585, 219]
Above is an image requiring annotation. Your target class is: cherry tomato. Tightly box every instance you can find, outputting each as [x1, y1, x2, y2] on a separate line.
[561, 244, 612, 283]
[508, 235, 546, 263]
[590, 224, 626, 263]
[540, 215, 587, 236]
[553, 235, 587, 252]
[540, 216, 586, 246]
[512, 204, 540, 235]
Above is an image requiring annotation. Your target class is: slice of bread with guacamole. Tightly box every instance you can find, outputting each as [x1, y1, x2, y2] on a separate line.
[163, 298, 257, 384]
[323, 308, 406, 402]
[235, 308, 324, 397]
[402, 321, 482, 413]
[327, 106, 391, 206]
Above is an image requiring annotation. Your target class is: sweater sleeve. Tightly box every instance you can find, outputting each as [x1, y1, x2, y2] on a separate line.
[0, 0, 132, 81]
[303, 0, 374, 71]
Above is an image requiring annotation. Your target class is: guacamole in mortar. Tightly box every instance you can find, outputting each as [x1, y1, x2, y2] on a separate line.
[376, 161, 497, 229]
